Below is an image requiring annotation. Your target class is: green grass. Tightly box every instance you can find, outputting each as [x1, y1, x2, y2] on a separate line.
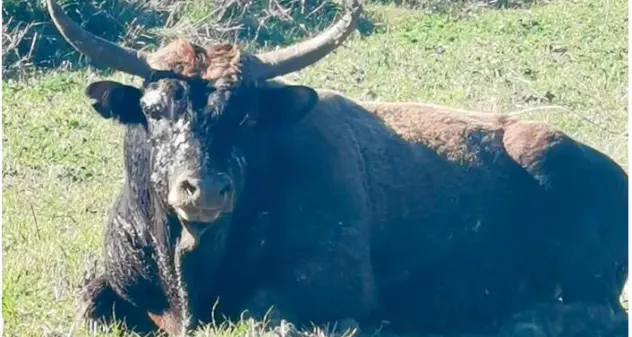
[2, 0, 628, 335]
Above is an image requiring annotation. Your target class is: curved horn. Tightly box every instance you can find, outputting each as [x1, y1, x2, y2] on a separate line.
[45, 0, 152, 78]
[254, 0, 363, 80]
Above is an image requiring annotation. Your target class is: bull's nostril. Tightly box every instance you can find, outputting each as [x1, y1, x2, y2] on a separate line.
[180, 180, 197, 197]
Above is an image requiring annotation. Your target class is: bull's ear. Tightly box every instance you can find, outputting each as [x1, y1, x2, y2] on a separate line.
[256, 85, 318, 128]
[85, 81, 146, 126]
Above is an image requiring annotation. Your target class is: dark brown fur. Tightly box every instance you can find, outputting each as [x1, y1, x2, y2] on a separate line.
[79, 39, 628, 337]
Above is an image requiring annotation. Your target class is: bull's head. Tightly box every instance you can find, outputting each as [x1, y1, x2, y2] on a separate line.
[46, 0, 362, 250]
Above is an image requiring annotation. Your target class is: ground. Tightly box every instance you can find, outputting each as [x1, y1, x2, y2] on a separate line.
[1, 0, 628, 336]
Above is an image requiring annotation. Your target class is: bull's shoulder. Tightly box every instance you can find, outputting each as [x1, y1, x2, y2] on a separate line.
[313, 88, 367, 114]
[276, 88, 367, 159]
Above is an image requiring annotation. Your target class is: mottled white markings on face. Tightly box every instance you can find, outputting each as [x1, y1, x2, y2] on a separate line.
[173, 119, 192, 151]
[174, 119, 189, 133]
[149, 117, 197, 191]
[174, 132, 187, 149]
[150, 123, 171, 186]
[141, 90, 164, 108]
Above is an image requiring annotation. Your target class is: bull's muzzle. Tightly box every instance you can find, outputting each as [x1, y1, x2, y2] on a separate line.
[167, 171, 233, 223]
[168, 171, 233, 251]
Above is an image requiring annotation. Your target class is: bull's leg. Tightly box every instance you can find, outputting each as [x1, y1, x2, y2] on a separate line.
[248, 130, 379, 331]
[240, 216, 377, 332]
[502, 123, 628, 311]
[243, 243, 376, 330]
[498, 302, 628, 337]
[78, 274, 156, 334]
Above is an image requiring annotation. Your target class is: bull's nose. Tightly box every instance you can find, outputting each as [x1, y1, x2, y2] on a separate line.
[168, 173, 232, 209]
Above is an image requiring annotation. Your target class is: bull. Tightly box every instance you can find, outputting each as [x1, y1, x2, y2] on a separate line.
[45, 0, 628, 335]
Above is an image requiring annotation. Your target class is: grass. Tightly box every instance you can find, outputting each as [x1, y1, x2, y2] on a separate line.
[2, 0, 628, 335]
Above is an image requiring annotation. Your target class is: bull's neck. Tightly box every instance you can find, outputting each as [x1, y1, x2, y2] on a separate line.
[149, 193, 232, 334]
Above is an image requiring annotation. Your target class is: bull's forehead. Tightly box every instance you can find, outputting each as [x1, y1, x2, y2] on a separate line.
[143, 77, 185, 97]
[139, 73, 248, 141]
[141, 77, 207, 123]
[147, 116, 198, 153]
[141, 89, 165, 107]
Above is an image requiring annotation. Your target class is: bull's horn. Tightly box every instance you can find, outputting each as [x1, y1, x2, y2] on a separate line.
[254, 0, 363, 80]
[45, 0, 152, 78]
